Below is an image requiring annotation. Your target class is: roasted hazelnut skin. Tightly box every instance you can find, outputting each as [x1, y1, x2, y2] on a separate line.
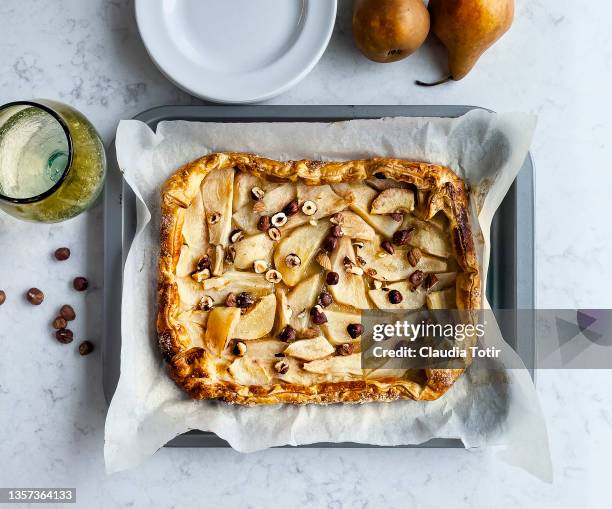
[318, 292, 333, 307]
[388, 289, 404, 304]
[310, 307, 328, 325]
[392, 229, 414, 246]
[326, 271, 340, 286]
[381, 240, 395, 255]
[279, 325, 297, 342]
[347, 323, 364, 339]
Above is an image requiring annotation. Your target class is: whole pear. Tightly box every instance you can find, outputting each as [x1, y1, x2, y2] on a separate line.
[429, 0, 514, 80]
[353, 0, 430, 63]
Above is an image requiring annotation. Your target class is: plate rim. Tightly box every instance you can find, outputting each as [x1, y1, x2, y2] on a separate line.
[135, 0, 338, 104]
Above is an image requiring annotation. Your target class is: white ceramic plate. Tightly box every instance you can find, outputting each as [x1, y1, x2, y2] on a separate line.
[136, 0, 337, 103]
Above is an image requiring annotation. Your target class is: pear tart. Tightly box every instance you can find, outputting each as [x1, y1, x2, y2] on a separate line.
[158, 153, 480, 404]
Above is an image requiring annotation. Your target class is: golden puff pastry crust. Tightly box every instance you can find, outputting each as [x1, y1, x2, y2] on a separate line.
[158, 153, 480, 405]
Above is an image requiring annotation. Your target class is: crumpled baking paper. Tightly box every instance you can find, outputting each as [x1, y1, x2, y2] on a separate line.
[105, 110, 551, 481]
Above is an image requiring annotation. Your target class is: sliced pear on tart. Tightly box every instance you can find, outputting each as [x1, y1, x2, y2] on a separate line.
[370, 188, 415, 215]
[369, 282, 427, 311]
[328, 237, 370, 309]
[320, 307, 362, 345]
[204, 306, 241, 355]
[233, 233, 275, 270]
[283, 335, 335, 361]
[234, 294, 277, 340]
[273, 220, 329, 286]
[332, 183, 401, 238]
[402, 216, 452, 258]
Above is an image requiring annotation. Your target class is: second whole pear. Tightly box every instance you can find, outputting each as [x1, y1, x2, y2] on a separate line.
[428, 0, 514, 81]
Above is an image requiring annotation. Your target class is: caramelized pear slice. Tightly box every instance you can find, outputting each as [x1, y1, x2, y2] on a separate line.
[328, 237, 370, 309]
[320, 307, 362, 345]
[233, 233, 275, 270]
[426, 288, 457, 310]
[204, 306, 241, 355]
[202, 168, 234, 247]
[369, 282, 427, 311]
[303, 353, 363, 376]
[332, 183, 401, 238]
[402, 216, 452, 258]
[370, 188, 415, 215]
[333, 211, 376, 241]
[228, 357, 272, 386]
[234, 294, 277, 340]
[243, 339, 287, 359]
[283, 336, 335, 361]
[287, 274, 322, 329]
[273, 220, 329, 286]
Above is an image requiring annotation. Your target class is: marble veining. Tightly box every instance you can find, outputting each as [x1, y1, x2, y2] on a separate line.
[1, 0, 611, 507]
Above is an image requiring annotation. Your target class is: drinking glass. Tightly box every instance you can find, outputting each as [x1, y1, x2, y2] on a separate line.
[0, 100, 106, 222]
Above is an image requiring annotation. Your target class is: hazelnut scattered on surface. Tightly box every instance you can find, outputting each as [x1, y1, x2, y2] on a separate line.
[323, 236, 338, 252]
[271, 212, 288, 227]
[60, 305, 76, 321]
[79, 340, 94, 356]
[274, 359, 290, 374]
[347, 323, 364, 339]
[326, 271, 340, 286]
[318, 292, 333, 308]
[283, 199, 299, 216]
[257, 215, 271, 232]
[392, 228, 414, 246]
[251, 187, 265, 200]
[52, 316, 67, 330]
[225, 292, 237, 307]
[380, 240, 395, 255]
[330, 225, 344, 238]
[55, 328, 74, 344]
[388, 289, 403, 305]
[196, 256, 211, 272]
[337, 343, 355, 356]
[407, 247, 422, 267]
[265, 269, 283, 284]
[73, 277, 89, 292]
[199, 295, 214, 311]
[268, 227, 281, 241]
[229, 229, 244, 243]
[409, 270, 424, 288]
[285, 254, 301, 268]
[0, 290, 5, 306]
[26, 288, 44, 305]
[279, 325, 297, 342]
[301, 200, 317, 216]
[236, 292, 255, 309]
[233, 341, 247, 357]
[54, 247, 71, 261]
[310, 306, 328, 325]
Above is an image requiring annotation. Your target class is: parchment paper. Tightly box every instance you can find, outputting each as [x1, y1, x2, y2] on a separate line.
[105, 110, 551, 480]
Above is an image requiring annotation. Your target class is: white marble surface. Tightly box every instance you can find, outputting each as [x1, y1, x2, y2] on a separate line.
[0, 0, 611, 507]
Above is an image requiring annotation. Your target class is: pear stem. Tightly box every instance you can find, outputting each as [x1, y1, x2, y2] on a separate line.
[415, 76, 453, 87]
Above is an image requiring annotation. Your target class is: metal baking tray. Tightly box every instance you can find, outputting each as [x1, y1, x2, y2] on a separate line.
[103, 105, 535, 448]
